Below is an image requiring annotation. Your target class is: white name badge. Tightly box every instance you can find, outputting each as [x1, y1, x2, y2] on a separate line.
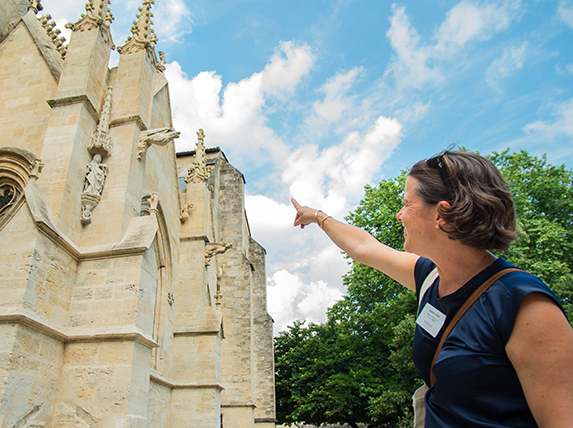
[416, 303, 447, 338]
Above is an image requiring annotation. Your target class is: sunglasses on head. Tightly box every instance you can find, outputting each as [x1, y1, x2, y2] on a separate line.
[426, 145, 455, 201]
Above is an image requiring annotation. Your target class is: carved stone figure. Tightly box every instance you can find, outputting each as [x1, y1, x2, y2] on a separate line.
[137, 127, 180, 160]
[205, 242, 232, 266]
[147, 193, 160, 214]
[179, 202, 193, 222]
[156, 51, 166, 72]
[83, 154, 107, 195]
[80, 195, 99, 225]
[30, 159, 44, 179]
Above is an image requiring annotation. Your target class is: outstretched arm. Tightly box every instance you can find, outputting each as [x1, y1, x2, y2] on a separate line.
[292, 198, 419, 291]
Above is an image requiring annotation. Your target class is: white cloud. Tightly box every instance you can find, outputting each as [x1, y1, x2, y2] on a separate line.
[268, 270, 343, 334]
[434, 0, 522, 53]
[309, 244, 351, 287]
[386, 0, 523, 88]
[485, 41, 528, 92]
[153, 0, 194, 43]
[245, 195, 294, 241]
[555, 63, 573, 76]
[523, 97, 573, 139]
[165, 40, 313, 166]
[297, 280, 343, 323]
[284, 115, 402, 215]
[268, 270, 303, 333]
[261, 41, 314, 99]
[557, 0, 573, 28]
[394, 101, 431, 124]
[385, 4, 440, 89]
[312, 67, 363, 122]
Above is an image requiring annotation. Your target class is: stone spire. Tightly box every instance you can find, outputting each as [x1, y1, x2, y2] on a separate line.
[65, 0, 114, 32]
[185, 129, 212, 184]
[117, 0, 158, 55]
[88, 86, 114, 157]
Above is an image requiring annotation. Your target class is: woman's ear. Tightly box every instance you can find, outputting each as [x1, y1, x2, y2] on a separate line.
[435, 201, 451, 229]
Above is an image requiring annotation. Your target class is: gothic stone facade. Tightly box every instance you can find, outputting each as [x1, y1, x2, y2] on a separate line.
[0, 1, 275, 427]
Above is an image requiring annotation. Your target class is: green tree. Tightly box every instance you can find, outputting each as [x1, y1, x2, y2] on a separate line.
[490, 149, 573, 321]
[275, 149, 573, 427]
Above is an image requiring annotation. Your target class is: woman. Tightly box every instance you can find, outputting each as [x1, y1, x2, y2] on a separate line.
[292, 150, 573, 427]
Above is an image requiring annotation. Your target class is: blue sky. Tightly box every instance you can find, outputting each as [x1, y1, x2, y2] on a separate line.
[43, 0, 573, 333]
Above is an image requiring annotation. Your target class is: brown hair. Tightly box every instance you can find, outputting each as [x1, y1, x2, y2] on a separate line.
[409, 151, 517, 250]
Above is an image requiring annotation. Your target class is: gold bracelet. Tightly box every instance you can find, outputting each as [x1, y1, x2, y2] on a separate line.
[319, 215, 332, 228]
[314, 210, 322, 224]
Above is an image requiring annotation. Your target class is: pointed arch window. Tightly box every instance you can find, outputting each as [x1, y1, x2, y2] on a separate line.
[0, 147, 40, 228]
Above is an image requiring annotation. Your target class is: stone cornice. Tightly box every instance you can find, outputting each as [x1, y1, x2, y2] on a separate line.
[0, 312, 158, 349]
[173, 329, 221, 336]
[221, 402, 257, 409]
[150, 372, 225, 391]
[180, 234, 210, 243]
[110, 115, 148, 131]
[47, 94, 100, 123]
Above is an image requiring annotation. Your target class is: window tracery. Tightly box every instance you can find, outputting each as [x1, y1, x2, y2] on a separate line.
[0, 147, 40, 227]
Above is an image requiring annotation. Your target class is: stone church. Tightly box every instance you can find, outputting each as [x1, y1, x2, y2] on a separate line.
[0, 0, 276, 426]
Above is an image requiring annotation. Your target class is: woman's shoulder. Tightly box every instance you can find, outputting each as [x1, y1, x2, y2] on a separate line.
[486, 258, 565, 342]
[414, 257, 436, 292]
[494, 258, 557, 299]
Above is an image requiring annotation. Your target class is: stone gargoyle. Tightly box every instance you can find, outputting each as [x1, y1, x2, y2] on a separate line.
[137, 127, 180, 160]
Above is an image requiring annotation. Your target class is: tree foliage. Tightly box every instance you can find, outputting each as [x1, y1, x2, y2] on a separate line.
[275, 150, 573, 427]
[490, 149, 573, 320]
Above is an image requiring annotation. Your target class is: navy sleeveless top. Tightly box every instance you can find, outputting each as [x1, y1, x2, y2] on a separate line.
[412, 257, 564, 428]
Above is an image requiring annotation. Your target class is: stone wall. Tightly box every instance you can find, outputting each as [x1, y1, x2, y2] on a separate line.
[0, 2, 275, 426]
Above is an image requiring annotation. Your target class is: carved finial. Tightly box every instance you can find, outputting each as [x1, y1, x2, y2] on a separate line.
[38, 14, 68, 57]
[29, 0, 43, 14]
[59, 44, 68, 59]
[185, 129, 212, 184]
[205, 242, 232, 266]
[66, 0, 114, 32]
[197, 128, 205, 144]
[88, 86, 113, 157]
[117, 0, 158, 55]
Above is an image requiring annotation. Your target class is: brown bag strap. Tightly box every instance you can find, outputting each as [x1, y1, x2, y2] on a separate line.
[429, 267, 523, 387]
